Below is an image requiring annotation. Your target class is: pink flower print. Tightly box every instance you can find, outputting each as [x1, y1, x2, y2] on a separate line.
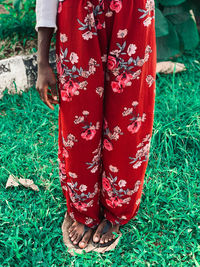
[144, 17, 152, 27]
[116, 72, 132, 88]
[109, 165, 119, 173]
[69, 52, 79, 64]
[110, 0, 122, 13]
[106, 196, 123, 208]
[117, 29, 128, 38]
[103, 118, 108, 130]
[127, 44, 137, 56]
[107, 55, 119, 70]
[103, 138, 113, 151]
[111, 81, 123, 93]
[81, 126, 97, 141]
[89, 65, 96, 74]
[63, 148, 69, 158]
[146, 75, 154, 87]
[57, 2, 62, 13]
[60, 33, 68, 43]
[96, 20, 103, 30]
[79, 184, 87, 192]
[118, 180, 127, 187]
[127, 120, 142, 134]
[102, 177, 112, 191]
[59, 162, 66, 175]
[137, 59, 145, 67]
[73, 202, 88, 212]
[61, 79, 79, 102]
[84, 13, 95, 28]
[146, 0, 155, 12]
[82, 31, 93, 40]
[57, 61, 64, 76]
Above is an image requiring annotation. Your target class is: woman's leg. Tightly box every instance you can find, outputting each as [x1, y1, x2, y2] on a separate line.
[93, 0, 157, 244]
[56, 0, 108, 247]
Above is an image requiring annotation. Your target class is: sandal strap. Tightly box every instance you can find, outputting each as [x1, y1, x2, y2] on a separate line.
[80, 225, 91, 239]
[101, 219, 112, 235]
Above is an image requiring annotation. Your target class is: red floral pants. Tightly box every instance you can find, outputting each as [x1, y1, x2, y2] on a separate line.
[56, 0, 156, 228]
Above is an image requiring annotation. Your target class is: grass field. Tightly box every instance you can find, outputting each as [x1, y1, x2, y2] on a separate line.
[0, 46, 200, 266]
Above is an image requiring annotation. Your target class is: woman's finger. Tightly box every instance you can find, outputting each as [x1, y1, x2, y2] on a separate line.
[42, 85, 55, 110]
[49, 83, 58, 101]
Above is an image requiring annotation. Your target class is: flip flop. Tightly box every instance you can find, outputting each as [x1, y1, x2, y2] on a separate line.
[92, 219, 119, 248]
[68, 224, 92, 249]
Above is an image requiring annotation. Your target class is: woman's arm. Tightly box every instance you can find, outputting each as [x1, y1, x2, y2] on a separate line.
[35, 0, 59, 110]
[36, 28, 59, 110]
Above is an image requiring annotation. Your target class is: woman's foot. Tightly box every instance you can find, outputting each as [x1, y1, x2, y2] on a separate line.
[92, 219, 120, 245]
[68, 221, 93, 249]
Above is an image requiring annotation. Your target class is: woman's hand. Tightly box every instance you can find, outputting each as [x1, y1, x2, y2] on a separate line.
[36, 27, 59, 110]
[36, 63, 59, 110]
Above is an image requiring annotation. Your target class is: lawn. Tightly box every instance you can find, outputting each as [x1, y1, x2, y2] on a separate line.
[0, 46, 200, 266]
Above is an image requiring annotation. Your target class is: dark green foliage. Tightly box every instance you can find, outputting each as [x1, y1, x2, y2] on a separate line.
[0, 0, 36, 40]
[156, 0, 200, 60]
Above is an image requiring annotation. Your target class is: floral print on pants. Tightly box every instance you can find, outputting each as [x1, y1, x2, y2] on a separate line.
[56, 0, 156, 228]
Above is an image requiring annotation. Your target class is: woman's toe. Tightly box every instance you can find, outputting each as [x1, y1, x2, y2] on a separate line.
[104, 238, 108, 243]
[78, 230, 92, 249]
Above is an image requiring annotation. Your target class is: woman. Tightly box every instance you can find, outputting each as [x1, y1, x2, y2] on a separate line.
[36, 0, 156, 249]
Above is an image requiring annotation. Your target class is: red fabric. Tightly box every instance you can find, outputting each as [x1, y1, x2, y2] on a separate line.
[56, 0, 156, 228]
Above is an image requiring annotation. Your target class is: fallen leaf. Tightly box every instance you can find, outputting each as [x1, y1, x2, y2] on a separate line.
[5, 175, 39, 191]
[18, 178, 39, 191]
[156, 61, 186, 74]
[6, 175, 19, 188]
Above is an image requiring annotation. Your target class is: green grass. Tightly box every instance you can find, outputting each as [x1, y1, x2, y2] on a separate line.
[0, 47, 200, 266]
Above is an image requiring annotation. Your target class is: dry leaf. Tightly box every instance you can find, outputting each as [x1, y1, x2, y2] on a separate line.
[5, 175, 39, 191]
[6, 175, 19, 188]
[156, 61, 186, 74]
[18, 178, 39, 191]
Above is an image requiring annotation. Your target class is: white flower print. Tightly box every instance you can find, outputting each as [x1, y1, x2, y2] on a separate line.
[132, 101, 139, 106]
[96, 87, 104, 97]
[105, 11, 113, 17]
[138, 0, 155, 27]
[70, 52, 79, 64]
[60, 33, 68, 43]
[84, 13, 95, 27]
[74, 116, 84, 124]
[122, 107, 133, 116]
[127, 44, 137, 56]
[136, 198, 141, 206]
[109, 165, 119, 173]
[91, 165, 99, 173]
[101, 54, 107, 62]
[68, 172, 78, 178]
[82, 110, 90, 116]
[118, 180, 127, 187]
[85, 217, 94, 225]
[146, 75, 155, 87]
[79, 81, 88, 90]
[129, 135, 151, 168]
[146, 0, 155, 12]
[144, 17, 152, 27]
[117, 29, 128, 38]
[82, 31, 93, 40]
[79, 184, 87, 192]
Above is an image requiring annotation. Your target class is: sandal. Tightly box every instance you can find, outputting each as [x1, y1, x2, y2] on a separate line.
[92, 219, 119, 248]
[68, 224, 93, 249]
